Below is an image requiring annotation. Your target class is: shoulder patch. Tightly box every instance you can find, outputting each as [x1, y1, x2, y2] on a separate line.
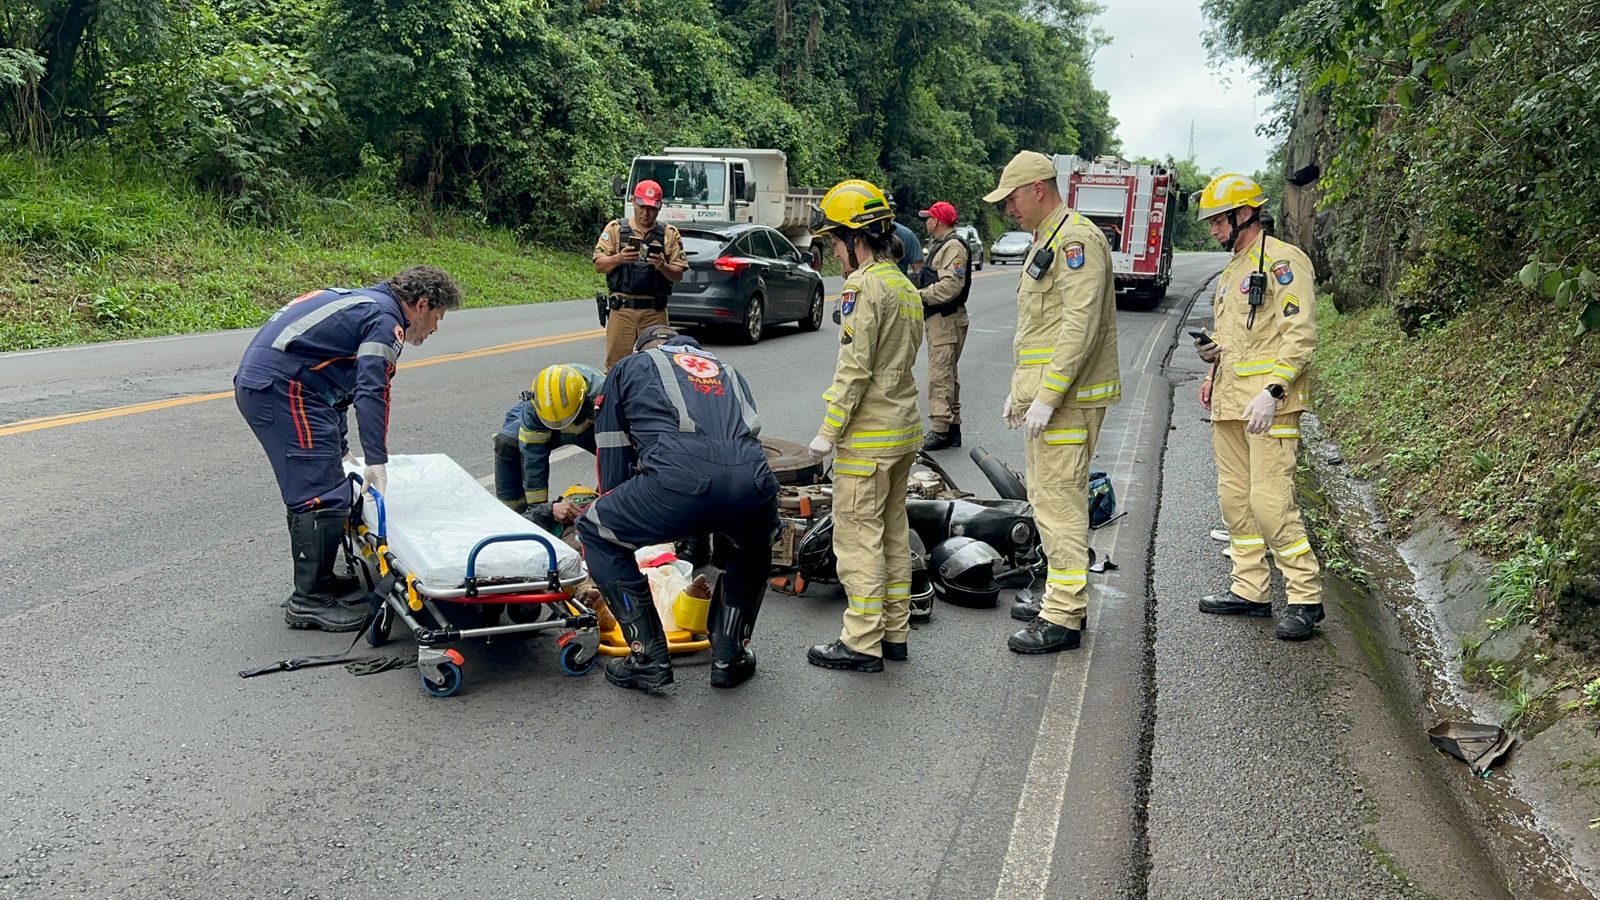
[953, 262, 966, 278]
[1271, 260, 1294, 285]
[841, 289, 858, 317]
[1063, 242, 1086, 270]
[1283, 294, 1301, 317]
[673, 352, 721, 379]
[840, 325, 854, 345]
[391, 324, 405, 351]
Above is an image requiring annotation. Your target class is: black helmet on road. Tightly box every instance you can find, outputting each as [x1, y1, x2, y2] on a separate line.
[928, 537, 1003, 608]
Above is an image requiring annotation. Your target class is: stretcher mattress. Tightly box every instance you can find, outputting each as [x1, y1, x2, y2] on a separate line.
[345, 454, 584, 590]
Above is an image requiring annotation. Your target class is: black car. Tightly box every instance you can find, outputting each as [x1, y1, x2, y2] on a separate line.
[669, 224, 826, 344]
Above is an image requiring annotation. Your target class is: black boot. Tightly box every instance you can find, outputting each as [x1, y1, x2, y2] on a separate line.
[882, 640, 908, 662]
[281, 510, 362, 605]
[284, 509, 368, 632]
[923, 424, 962, 451]
[1275, 603, 1325, 641]
[1010, 589, 1042, 622]
[1007, 617, 1082, 654]
[807, 640, 884, 672]
[1198, 592, 1273, 617]
[708, 574, 763, 689]
[601, 580, 673, 690]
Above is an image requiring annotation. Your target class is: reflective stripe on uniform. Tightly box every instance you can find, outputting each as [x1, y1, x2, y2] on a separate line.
[1042, 371, 1072, 394]
[270, 295, 374, 350]
[519, 428, 551, 444]
[646, 350, 697, 433]
[723, 366, 761, 438]
[1271, 363, 1299, 382]
[848, 595, 885, 614]
[832, 457, 878, 477]
[822, 388, 836, 402]
[1042, 428, 1088, 445]
[1232, 358, 1277, 376]
[1273, 537, 1313, 559]
[594, 430, 630, 449]
[1047, 568, 1087, 586]
[356, 341, 398, 365]
[1230, 534, 1265, 550]
[824, 407, 846, 428]
[845, 424, 923, 450]
[1018, 348, 1054, 365]
[1268, 425, 1301, 439]
[1075, 379, 1121, 402]
[586, 504, 636, 549]
[525, 489, 549, 504]
[887, 582, 911, 599]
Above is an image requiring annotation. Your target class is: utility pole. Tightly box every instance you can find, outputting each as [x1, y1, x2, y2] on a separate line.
[1188, 120, 1195, 162]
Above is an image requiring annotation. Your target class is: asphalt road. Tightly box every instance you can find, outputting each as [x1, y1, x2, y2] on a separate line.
[0, 253, 1502, 899]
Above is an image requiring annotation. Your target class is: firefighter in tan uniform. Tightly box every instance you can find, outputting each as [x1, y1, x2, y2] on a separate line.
[983, 151, 1121, 654]
[914, 200, 972, 451]
[803, 179, 926, 673]
[592, 179, 688, 369]
[1192, 173, 1324, 640]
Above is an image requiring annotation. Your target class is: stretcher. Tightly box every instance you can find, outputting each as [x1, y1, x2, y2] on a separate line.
[345, 454, 599, 697]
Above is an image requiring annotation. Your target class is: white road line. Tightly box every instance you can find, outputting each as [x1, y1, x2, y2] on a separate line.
[992, 308, 1169, 899]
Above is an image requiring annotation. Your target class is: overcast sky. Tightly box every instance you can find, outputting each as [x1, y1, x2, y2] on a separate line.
[1088, 1, 1276, 176]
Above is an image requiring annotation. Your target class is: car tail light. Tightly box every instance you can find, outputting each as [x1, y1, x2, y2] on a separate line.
[714, 256, 750, 273]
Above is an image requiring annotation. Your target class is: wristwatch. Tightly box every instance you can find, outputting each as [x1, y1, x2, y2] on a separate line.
[1266, 384, 1286, 400]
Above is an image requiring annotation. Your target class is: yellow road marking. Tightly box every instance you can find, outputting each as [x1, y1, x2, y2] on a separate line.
[1, 269, 1015, 438]
[0, 328, 605, 438]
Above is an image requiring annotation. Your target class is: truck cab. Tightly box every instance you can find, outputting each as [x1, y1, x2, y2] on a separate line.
[618, 148, 822, 250]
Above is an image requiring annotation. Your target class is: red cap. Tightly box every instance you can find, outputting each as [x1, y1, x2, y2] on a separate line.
[918, 201, 958, 226]
[633, 180, 664, 209]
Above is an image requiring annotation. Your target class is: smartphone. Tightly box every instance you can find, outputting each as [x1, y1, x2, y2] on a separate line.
[626, 236, 647, 254]
[1189, 330, 1213, 344]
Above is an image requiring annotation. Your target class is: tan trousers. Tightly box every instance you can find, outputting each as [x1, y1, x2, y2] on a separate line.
[1028, 405, 1106, 629]
[1213, 413, 1322, 604]
[834, 451, 917, 655]
[604, 306, 668, 370]
[926, 309, 968, 430]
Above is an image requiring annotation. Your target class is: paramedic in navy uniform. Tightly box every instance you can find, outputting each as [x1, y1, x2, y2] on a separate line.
[577, 325, 780, 692]
[234, 266, 462, 633]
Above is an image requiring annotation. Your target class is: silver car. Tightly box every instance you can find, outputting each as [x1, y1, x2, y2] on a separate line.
[954, 225, 985, 270]
[990, 231, 1032, 265]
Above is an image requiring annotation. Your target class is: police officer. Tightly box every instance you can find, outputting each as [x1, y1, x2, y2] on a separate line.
[576, 327, 778, 691]
[593, 180, 688, 370]
[1192, 173, 1324, 640]
[234, 266, 461, 631]
[803, 180, 926, 672]
[915, 200, 972, 451]
[984, 151, 1121, 654]
[493, 362, 604, 528]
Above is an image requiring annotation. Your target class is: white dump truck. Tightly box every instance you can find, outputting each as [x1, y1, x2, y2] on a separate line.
[617, 148, 825, 248]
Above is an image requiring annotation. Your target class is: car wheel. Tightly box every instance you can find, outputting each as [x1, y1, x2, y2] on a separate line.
[738, 294, 764, 345]
[798, 287, 824, 332]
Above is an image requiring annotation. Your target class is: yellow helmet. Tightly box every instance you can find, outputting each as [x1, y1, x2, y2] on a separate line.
[1195, 173, 1267, 221]
[530, 364, 589, 429]
[810, 179, 895, 237]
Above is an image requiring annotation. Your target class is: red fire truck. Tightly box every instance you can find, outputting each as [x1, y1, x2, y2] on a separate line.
[1052, 155, 1184, 303]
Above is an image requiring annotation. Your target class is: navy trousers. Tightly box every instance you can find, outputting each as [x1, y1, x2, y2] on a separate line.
[235, 372, 352, 513]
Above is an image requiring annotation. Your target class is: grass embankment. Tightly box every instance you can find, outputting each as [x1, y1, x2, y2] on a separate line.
[1313, 295, 1600, 729]
[0, 151, 601, 352]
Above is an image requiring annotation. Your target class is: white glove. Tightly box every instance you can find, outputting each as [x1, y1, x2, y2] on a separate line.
[1022, 399, 1054, 440]
[807, 435, 834, 461]
[363, 464, 387, 496]
[1003, 394, 1020, 429]
[1243, 389, 1279, 435]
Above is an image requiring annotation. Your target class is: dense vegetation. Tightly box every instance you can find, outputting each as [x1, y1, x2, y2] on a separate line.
[0, 0, 1118, 350]
[1201, 1, 1600, 678]
[2, 0, 1116, 238]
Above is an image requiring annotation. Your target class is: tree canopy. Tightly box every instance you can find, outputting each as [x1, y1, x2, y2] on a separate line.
[3, 0, 1119, 241]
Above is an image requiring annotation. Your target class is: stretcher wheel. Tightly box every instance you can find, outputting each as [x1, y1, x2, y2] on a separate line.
[366, 605, 394, 647]
[558, 642, 596, 677]
[421, 661, 463, 697]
